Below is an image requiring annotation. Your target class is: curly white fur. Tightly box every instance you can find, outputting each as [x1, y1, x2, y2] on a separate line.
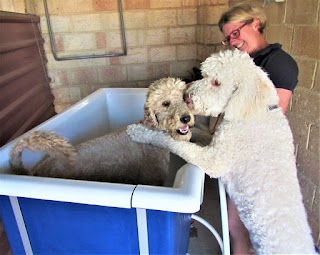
[127, 50, 316, 254]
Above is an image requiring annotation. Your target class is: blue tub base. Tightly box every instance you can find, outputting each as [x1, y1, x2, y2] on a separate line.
[0, 195, 192, 254]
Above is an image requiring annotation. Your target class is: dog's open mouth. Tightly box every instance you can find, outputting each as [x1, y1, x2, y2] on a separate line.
[177, 125, 190, 136]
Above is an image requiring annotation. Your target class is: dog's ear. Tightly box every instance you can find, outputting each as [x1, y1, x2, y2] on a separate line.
[143, 105, 158, 128]
[225, 70, 278, 120]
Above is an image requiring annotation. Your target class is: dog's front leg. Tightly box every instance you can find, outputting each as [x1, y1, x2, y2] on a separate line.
[127, 124, 227, 177]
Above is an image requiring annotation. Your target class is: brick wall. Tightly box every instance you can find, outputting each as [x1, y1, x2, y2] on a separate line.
[197, 0, 229, 61]
[1, 0, 319, 250]
[0, 0, 25, 13]
[27, 0, 199, 113]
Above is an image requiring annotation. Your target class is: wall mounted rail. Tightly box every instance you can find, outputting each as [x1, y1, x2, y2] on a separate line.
[43, 0, 127, 61]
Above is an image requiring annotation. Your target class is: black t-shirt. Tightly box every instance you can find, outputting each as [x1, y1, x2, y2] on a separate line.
[251, 43, 298, 92]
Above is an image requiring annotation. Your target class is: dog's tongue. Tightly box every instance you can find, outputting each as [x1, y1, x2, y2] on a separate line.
[179, 126, 189, 134]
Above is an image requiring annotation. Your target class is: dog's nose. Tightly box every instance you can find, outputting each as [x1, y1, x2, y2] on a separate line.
[180, 115, 191, 124]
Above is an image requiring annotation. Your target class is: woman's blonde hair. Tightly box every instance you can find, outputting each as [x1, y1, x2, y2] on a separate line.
[218, 3, 267, 33]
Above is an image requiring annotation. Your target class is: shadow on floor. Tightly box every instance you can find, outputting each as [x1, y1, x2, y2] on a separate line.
[0, 218, 12, 255]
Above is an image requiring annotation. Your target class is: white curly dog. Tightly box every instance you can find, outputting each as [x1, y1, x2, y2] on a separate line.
[10, 78, 194, 186]
[127, 50, 316, 254]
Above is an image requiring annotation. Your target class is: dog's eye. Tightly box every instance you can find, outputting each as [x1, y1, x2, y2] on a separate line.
[211, 80, 221, 87]
[162, 101, 170, 107]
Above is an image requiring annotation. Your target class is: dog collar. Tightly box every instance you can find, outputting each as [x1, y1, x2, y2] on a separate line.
[268, 105, 278, 111]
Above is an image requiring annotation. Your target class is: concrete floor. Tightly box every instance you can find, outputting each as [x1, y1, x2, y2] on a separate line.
[0, 218, 12, 255]
[188, 176, 223, 255]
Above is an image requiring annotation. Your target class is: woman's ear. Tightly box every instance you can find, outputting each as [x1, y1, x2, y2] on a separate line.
[252, 17, 261, 31]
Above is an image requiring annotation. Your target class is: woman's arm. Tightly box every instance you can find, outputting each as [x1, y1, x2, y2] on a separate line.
[276, 88, 292, 114]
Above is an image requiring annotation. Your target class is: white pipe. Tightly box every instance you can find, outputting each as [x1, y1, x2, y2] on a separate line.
[218, 179, 231, 255]
[136, 208, 149, 255]
[9, 196, 33, 255]
[191, 214, 224, 254]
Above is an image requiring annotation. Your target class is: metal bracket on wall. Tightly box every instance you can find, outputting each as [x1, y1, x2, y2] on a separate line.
[43, 0, 127, 61]
[263, 0, 285, 7]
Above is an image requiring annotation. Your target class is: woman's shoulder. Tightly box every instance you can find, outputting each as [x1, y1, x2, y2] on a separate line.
[267, 44, 297, 66]
[260, 44, 298, 91]
[265, 44, 298, 74]
[254, 43, 296, 66]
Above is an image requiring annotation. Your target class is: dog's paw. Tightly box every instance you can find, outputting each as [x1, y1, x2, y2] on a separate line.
[127, 124, 172, 147]
[127, 124, 157, 144]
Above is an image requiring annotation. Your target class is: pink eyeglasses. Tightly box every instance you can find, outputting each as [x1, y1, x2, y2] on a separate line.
[221, 21, 251, 46]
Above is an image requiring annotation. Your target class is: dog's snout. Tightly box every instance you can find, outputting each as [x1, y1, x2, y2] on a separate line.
[180, 115, 191, 124]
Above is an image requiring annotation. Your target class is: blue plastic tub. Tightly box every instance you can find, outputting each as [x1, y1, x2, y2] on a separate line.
[0, 88, 205, 255]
